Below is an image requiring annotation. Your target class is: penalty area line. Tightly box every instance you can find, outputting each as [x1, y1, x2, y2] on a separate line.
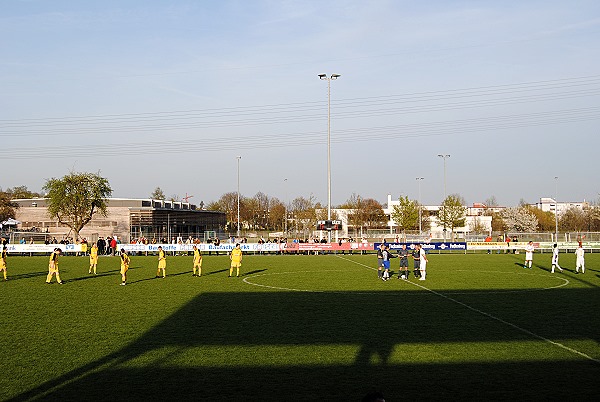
[336, 255, 600, 364]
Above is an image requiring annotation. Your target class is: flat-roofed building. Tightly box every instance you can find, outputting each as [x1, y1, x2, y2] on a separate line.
[13, 198, 226, 243]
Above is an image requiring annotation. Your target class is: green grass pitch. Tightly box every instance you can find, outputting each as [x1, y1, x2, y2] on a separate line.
[0, 251, 599, 401]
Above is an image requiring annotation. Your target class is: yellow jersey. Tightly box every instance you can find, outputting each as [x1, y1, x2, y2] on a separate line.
[158, 250, 167, 269]
[121, 252, 130, 268]
[231, 248, 243, 264]
[193, 249, 202, 264]
[48, 251, 59, 270]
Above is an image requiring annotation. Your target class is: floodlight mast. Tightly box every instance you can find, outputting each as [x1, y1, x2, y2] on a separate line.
[236, 156, 242, 238]
[416, 177, 425, 234]
[437, 154, 450, 241]
[319, 74, 341, 242]
[554, 176, 559, 242]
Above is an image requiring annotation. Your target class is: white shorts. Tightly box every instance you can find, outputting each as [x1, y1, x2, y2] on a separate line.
[525, 252, 533, 260]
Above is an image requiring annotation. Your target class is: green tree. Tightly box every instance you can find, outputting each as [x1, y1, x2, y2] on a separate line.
[6, 185, 41, 199]
[523, 205, 555, 232]
[490, 211, 505, 232]
[390, 196, 419, 236]
[43, 172, 112, 240]
[0, 191, 19, 222]
[150, 187, 166, 200]
[438, 194, 466, 240]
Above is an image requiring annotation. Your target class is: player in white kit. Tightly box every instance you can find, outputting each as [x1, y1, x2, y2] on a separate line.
[551, 243, 563, 273]
[575, 245, 585, 274]
[524, 241, 534, 269]
[419, 244, 428, 280]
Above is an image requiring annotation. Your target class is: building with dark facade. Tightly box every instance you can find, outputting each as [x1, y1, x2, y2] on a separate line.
[13, 198, 226, 243]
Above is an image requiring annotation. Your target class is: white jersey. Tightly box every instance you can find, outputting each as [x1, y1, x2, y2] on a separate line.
[419, 248, 427, 269]
[525, 244, 534, 260]
[575, 247, 585, 260]
[552, 247, 559, 264]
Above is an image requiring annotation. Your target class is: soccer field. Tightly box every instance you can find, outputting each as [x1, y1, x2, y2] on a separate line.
[1, 252, 599, 401]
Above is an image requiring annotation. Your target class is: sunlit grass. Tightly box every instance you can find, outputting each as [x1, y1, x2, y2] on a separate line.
[0, 252, 598, 400]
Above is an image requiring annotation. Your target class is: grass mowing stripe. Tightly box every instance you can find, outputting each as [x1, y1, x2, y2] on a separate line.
[336, 255, 600, 364]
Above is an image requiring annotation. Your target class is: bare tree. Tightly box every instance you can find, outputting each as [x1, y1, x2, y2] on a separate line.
[207, 192, 238, 231]
[560, 207, 587, 232]
[290, 195, 318, 238]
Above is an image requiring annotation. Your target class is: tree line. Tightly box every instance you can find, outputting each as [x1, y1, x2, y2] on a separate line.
[3, 176, 600, 240]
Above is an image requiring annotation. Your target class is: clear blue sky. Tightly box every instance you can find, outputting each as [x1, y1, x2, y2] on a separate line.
[2, 0, 599, 207]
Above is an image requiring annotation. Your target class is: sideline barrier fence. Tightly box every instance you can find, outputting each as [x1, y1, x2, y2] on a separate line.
[3, 241, 599, 254]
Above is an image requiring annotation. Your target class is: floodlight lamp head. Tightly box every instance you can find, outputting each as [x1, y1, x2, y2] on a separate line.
[331, 74, 341, 79]
[318, 74, 327, 80]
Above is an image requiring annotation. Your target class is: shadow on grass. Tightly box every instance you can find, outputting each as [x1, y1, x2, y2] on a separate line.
[62, 271, 118, 283]
[203, 268, 229, 276]
[242, 269, 267, 276]
[7, 289, 600, 401]
[128, 276, 167, 284]
[3, 271, 48, 281]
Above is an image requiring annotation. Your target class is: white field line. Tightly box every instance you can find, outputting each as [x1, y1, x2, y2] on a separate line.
[337, 255, 600, 364]
[242, 270, 334, 293]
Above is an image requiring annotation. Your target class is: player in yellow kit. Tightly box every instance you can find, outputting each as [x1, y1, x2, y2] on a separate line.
[229, 243, 243, 277]
[156, 246, 166, 278]
[89, 244, 99, 274]
[120, 248, 130, 286]
[192, 245, 203, 277]
[0, 246, 7, 281]
[46, 248, 63, 284]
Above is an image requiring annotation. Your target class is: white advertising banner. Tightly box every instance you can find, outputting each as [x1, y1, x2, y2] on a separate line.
[4, 244, 83, 253]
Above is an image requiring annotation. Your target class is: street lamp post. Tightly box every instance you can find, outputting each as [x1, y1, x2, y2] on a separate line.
[236, 156, 242, 239]
[416, 177, 424, 234]
[554, 176, 559, 242]
[319, 73, 340, 242]
[284, 178, 288, 234]
[437, 154, 450, 241]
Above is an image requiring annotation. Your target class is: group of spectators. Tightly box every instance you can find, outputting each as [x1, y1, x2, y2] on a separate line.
[95, 236, 119, 256]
